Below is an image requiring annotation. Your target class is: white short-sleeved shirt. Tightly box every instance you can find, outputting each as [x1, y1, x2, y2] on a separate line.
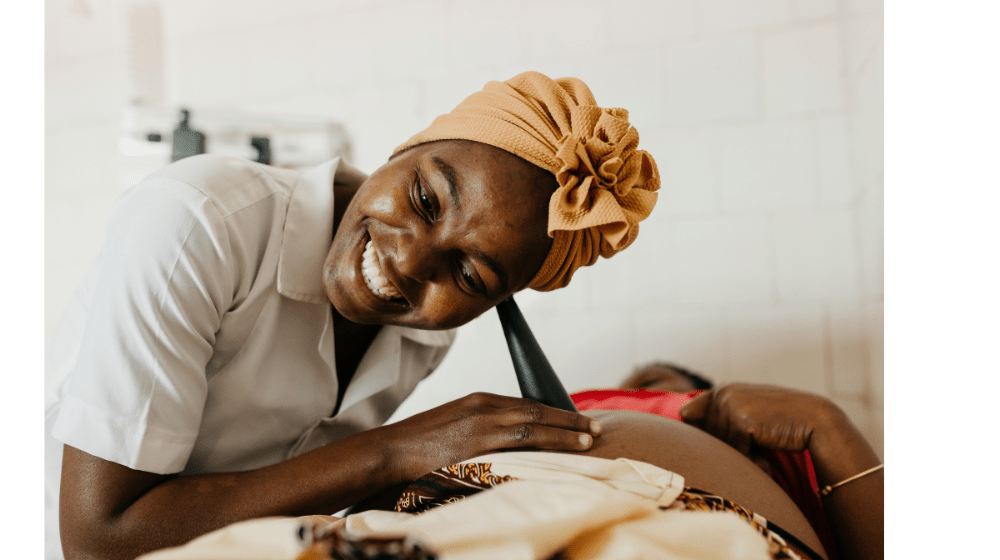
[44, 154, 455, 560]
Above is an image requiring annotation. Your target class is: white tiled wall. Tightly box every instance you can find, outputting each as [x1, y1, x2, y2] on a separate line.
[666, 36, 761, 124]
[45, 0, 884, 455]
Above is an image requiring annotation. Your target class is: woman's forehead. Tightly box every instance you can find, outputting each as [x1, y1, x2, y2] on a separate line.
[408, 140, 555, 214]
[410, 140, 552, 180]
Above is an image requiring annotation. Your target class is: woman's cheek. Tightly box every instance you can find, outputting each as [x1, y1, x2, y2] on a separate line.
[366, 189, 403, 218]
[419, 286, 487, 330]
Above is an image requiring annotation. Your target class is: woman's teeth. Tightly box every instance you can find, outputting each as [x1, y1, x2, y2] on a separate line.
[362, 240, 402, 300]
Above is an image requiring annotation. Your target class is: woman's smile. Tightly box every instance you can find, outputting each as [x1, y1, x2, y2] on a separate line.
[361, 234, 403, 301]
[347, 227, 410, 314]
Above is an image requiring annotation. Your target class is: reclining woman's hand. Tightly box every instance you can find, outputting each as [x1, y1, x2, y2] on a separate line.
[681, 383, 883, 560]
[678, 382, 846, 458]
[381, 392, 601, 482]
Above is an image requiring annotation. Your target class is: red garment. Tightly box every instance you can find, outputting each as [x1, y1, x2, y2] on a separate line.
[571, 388, 837, 559]
[572, 388, 699, 420]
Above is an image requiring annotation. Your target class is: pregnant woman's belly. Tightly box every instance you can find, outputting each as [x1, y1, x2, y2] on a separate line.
[363, 409, 826, 557]
[574, 409, 825, 558]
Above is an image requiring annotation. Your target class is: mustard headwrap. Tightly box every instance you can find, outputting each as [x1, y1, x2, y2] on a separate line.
[393, 71, 660, 291]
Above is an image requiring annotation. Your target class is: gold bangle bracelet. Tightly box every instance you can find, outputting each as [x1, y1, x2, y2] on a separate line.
[820, 464, 884, 496]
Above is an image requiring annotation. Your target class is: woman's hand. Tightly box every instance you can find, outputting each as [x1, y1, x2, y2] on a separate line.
[679, 382, 883, 560]
[678, 382, 847, 458]
[380, 392, 602, 482]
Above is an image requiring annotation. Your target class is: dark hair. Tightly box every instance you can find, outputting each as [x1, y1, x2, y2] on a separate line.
[636, 361, 713, 391]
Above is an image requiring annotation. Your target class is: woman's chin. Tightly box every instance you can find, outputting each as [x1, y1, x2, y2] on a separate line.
[326, 279, 385, 325]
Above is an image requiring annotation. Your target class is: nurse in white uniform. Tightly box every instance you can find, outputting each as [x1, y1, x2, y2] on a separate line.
[46, 72, 659, 560]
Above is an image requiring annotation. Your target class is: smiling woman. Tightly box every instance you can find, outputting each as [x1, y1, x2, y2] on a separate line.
[323, 140, 557, 330]
[46, 72, 663, 560]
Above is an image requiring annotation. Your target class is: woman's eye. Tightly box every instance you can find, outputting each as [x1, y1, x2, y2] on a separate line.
[461, 267, 486, 295]
[418, 182, 434, 214]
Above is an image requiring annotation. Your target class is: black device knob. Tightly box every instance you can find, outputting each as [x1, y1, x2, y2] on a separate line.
[250, 135, 271, 165]
[496, 296, 578, 413]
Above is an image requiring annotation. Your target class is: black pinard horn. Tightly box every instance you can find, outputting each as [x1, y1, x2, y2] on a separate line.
[496, 296, 578, 413]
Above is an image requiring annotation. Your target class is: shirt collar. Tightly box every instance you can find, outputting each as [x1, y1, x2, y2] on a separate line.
[277, 158, 340, 304]
[392, 325, 457, 347]
[336, 325, 456, 414]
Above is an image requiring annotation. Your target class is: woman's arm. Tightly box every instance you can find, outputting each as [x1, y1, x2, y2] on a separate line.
[60, 392, 602, 560]
[680, 384, 883, 560]
[805, 401, 884, 560]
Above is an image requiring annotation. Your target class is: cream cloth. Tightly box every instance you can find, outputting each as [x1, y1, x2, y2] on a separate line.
[138, 452, 771, 560]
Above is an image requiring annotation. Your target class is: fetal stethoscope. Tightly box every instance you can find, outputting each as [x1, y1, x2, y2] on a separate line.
[495, 296, 578, 413]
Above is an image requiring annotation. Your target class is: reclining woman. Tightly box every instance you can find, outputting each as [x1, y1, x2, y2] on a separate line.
[47, 73, 880, 560]
[573, 362, 852, 557]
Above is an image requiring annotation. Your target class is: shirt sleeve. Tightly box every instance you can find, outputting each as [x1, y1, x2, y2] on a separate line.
[52, 177, 235, 474]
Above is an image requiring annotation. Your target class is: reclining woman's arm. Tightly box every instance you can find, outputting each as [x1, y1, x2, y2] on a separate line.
[680, 384, 884, 560]
[59, 393, 601, 560]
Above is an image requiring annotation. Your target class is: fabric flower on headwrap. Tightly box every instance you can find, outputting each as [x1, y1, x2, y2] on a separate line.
[393, 71, 660, 291]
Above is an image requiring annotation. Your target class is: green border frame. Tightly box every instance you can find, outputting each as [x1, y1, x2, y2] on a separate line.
[885, 0, 1000, 558]
[7, 1, 44, 558]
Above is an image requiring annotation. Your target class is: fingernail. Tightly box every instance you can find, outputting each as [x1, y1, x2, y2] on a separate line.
[579, 433, 592, 447]
[590, 420, 603, 435]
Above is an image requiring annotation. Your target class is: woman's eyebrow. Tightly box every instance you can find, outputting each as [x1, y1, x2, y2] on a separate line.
[431, 156, 461, 209]
[470, 249, 509, 293]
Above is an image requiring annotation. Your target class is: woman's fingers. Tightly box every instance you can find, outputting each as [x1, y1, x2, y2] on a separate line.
[505, 401, 602, 436]
[389, 393, 606, 481]
[679, 390, 712, 425]
[496, 423, 594, 451]
[678, 383, 822, 456]
[482, 394, 602, 436]
[468, 395, 601, 451]
[682, 387, 752, 457]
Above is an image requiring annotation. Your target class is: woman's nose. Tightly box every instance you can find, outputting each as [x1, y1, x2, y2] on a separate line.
[389, 228, 439, 284]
